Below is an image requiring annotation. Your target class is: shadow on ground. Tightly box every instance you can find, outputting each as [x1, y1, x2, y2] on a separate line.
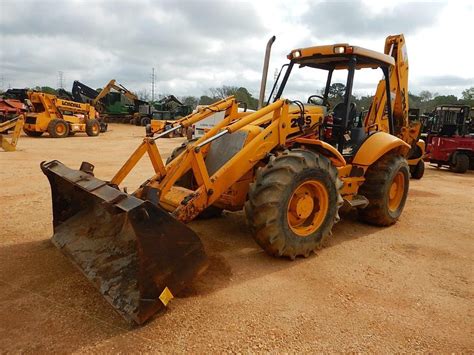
[0, 208, 381, 350]
[183, 209, 381, 297]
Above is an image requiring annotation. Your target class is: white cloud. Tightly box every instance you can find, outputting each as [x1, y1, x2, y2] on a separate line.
[0, 0, 472, 99]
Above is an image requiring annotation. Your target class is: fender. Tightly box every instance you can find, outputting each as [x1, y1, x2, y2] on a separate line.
[352, 132, 410, 166]
[293, 137, 346, 167]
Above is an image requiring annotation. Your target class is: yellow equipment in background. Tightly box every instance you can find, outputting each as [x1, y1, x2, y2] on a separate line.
[0, 115, 24, 151]
[42, 34, 422, 324]
[24, 92, 101, 138]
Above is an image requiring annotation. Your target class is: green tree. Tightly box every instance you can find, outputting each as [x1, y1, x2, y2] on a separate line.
[354, 95, 373, 111]
[34, 86, 57, 95]
[419, 90, 433, 102]
[461, 87, 474, 101]
[181, 96, 199, 109]
[328, 83, 346, 101]
[206, 86, 259, 110]
[199, 95, 217, 105]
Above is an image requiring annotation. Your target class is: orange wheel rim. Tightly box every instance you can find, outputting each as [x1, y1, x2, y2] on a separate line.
[56, 124, 65, 134]
[93, 124, 98, 134]
[388, 171, 405, 212]
[287, 181, 329, 237]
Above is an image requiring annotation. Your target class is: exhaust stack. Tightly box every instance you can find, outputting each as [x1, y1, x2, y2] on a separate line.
[258, 35, 276, 109]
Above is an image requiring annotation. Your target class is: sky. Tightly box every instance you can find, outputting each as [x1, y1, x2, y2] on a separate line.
[0, 0, 473, 101]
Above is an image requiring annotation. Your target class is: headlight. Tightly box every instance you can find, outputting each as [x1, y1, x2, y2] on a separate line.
[287, 50, 302, 60]
[334, 46, 345, 54]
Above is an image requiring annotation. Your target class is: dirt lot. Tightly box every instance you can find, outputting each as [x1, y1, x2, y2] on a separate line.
[0, 124, 473, 352]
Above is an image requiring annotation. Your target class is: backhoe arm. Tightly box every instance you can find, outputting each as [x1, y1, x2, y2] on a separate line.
[93, 79, 139, 106]
[365, 35, 411, 138]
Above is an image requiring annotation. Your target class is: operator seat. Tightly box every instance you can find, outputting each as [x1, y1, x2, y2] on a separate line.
[333, 102, 357, 127]
[331, 102, 357, 140]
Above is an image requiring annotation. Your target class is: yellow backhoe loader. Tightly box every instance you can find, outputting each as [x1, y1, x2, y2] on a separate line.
[0, 115, 24, 151]
[24, 92, 101, 138]
[42, 34, 423, 324]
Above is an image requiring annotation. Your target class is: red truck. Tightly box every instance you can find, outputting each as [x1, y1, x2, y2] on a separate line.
[424, 105, 473, 173]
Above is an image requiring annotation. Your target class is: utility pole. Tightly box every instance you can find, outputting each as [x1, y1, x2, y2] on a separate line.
[151, 68, 155, 102]
[57, 71, 64, 89]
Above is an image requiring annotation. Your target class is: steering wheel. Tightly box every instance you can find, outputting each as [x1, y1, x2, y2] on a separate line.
[307, 95, 329, 107]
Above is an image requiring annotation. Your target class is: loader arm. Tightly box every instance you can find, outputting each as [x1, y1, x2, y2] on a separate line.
[141, 100, 308, 222]
[93, 79, 139, 106]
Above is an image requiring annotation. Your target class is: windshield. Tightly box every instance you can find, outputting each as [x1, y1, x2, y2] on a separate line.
[270, 60, 383, 114]
[270, 63, 350, 107]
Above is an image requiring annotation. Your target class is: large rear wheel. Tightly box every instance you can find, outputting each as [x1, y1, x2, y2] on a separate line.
[358, 154, 409, 226]
[245, 149, 342, 259]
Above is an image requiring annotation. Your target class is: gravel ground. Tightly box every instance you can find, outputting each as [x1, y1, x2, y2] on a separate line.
[0, 124, 473, 352]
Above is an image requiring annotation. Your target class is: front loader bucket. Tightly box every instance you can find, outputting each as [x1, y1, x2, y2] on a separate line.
[40, 160, 207, 324]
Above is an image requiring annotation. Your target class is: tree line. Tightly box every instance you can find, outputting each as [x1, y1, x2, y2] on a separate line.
[176, 84, 474, 113]
[3, 85, 473, 114]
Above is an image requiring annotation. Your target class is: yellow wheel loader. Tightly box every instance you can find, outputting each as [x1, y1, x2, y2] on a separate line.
[42, 34, 424, 324]
[24, 92, 101, 138]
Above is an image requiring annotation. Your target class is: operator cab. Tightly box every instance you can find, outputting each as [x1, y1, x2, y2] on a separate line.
[428, 105, 472, 137]
[268, 43, 396, 158]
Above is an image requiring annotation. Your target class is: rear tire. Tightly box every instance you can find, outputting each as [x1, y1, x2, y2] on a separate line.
[23, 128, 43, 137]
[358, 154, 409, 226]
[47, 119, 69, 138]
[245, 149, 342, 259]
[410, 159, 425, 179]
[86, 119, 100, 136]
[450, 153, 469, 173]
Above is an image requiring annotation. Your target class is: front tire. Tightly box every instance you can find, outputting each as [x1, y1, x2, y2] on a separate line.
[86, 119, 100, 136]
[245, 149, 342, 259]
[47, 119, 69, 138]
[358, 154, 409, 226]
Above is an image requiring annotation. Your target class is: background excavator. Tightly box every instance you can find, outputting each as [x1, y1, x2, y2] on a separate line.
[42, 34, 425, 324]
[72, 79, 152, 126]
